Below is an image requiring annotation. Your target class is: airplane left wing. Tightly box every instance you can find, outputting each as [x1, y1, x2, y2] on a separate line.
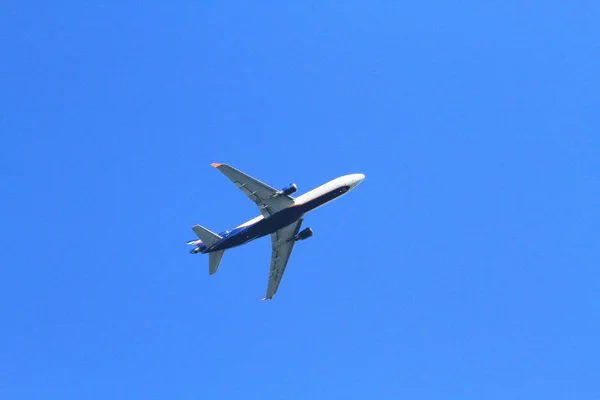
[211, 163, 294, 218]
[264, 219, 303, 300]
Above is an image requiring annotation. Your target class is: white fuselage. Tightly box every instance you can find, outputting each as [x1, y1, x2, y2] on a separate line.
[234, 173, 365, 229]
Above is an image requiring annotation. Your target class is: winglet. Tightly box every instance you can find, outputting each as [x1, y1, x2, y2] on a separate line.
[211, 163, 222, 168]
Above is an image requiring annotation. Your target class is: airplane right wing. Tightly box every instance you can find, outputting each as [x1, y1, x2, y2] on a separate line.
[211, 163, 295, 218]
[263, 219, 303, 300]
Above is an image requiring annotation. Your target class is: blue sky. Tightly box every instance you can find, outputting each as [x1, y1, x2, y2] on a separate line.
[1, 1, 599, 398]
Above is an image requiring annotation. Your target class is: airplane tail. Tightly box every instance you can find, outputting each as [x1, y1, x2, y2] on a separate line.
[191, 224, 224, 275]
[192, 224, 221, 246]
[208, 250, 225, 275]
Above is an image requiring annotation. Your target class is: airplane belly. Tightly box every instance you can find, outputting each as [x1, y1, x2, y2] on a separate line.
[247, 208, 304, 239]
[211, 231, 252, 251]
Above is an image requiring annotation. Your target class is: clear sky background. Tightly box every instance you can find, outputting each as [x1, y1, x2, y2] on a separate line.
[1, 1, 599, 399]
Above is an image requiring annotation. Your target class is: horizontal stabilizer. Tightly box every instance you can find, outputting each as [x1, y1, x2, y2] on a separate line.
[209, 250, 225, 275]
[192, 224, 221, 247]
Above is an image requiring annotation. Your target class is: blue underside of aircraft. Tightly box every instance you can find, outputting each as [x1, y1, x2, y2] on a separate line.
[198, 185, 350, 253]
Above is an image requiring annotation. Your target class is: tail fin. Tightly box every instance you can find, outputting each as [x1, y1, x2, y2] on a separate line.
[191, 224, 225, 274]
[191, 224, 221, 247]
[209, 250, 225, 275]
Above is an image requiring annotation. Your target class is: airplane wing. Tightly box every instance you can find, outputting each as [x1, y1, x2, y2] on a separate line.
[211, 163, 295, 218]
[264, 219, 303, 300]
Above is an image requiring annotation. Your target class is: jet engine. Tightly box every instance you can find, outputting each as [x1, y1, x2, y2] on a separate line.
[280, 183, 298, 196]
[295, 227, 313, 241]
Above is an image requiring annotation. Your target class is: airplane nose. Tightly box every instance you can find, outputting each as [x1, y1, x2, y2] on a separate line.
[350, 173, 365, 188]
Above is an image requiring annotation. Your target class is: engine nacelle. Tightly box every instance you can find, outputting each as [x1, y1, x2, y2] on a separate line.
[190, 247, 202, 254]
[295, 227, 313, 241]
[281, 183, 298, 196]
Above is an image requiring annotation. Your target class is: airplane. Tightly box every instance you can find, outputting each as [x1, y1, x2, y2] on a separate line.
[188, 163, 365, 300]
